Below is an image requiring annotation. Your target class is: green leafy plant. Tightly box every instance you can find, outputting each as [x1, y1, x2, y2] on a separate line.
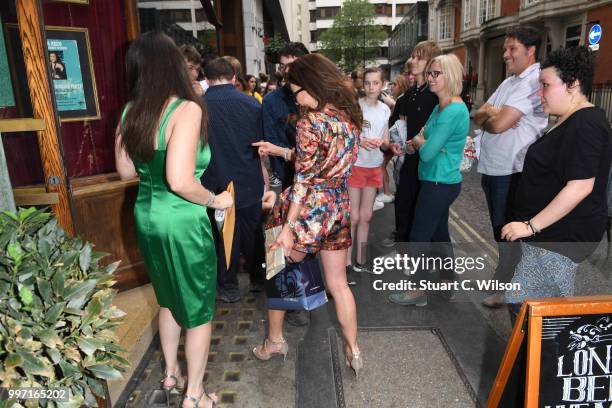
[319, 0, 388, 72]
[263, 34, 287, 63]
[0, 208, 128, 407]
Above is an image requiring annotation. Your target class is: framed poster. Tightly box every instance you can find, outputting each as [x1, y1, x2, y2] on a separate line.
[48, 1, 90, 4]
[3, 23, 33, 117]
[0, 18, 16, 108]
[45, 26, 100, 122]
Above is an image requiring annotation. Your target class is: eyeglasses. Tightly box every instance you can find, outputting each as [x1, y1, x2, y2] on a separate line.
[425, 70, 443, 79]
[292, 87, 305, 97]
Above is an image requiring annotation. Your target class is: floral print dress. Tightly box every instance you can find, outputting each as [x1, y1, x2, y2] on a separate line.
[269, 104, 360, 253]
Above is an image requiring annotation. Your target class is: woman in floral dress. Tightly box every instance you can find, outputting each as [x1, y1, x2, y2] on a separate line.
[251, 53, 364, 377]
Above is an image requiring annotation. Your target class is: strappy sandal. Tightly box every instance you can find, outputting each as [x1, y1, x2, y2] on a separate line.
[182, 391, 218, 408]
[160, 373, 185, 407]
[252, 337, 289, 361]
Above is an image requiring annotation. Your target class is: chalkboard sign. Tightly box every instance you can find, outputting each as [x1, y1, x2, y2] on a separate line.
[487, 295, 612, 408]
[540, 314, 611, 407]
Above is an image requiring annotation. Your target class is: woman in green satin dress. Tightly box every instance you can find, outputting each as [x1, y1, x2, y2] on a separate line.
[115, 32, 232, 408]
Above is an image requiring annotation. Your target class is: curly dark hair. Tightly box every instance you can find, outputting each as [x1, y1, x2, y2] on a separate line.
[541, 46, 595, 95]
[278, 42, 309, 58]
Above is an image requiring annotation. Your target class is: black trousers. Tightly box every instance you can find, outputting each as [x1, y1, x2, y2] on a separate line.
[210, 202, 265, 295]
[394, 154, 420, 242]
[481, 173, 523, 283]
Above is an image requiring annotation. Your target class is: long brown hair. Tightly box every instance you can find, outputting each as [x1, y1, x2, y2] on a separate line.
[122, 32, 207, 162]
[286, 54, 362, 131]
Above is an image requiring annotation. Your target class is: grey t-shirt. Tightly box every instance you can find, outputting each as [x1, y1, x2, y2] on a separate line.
[477, 63, 549, 176]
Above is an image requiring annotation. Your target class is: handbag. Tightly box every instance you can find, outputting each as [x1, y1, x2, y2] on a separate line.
[265, 255, 328, 311]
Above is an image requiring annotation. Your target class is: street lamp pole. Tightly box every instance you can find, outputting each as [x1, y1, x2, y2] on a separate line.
[363, 24, 366, 68]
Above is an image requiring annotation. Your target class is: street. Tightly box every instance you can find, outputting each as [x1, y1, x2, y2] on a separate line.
[118, 153, 612, 408]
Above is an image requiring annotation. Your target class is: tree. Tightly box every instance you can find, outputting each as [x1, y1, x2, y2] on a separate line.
[319, 0, 388, 73]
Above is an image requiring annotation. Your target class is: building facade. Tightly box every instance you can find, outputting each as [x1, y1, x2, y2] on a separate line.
[427, 0, 612, 114]
[308, 0, 418, 66]
[138, 0, 290, 76]
[388, 1, 429, 76]
[281, 0, 312, 49]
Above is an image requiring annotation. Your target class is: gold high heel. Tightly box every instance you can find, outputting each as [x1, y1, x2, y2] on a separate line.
[161, 373, 185, 408]
[344, 346, 363, 379]
[182, 390, 218, 408]
[252, 337, 289, 361]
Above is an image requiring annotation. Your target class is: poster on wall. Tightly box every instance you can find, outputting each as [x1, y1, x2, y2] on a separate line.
[46, 26, 100, 122]
[0, 18, 16, 108]
[48, 0, 90, 4]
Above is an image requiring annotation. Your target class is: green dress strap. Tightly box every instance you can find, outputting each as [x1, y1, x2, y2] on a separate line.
[157, 98, 185, 150]
[120, 102, 131, 134]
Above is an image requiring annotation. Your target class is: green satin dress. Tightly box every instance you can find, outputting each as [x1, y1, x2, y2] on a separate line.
[130, 99, 216, 328]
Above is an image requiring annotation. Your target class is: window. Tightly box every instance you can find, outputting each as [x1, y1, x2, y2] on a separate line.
[396, 4, 412, 16]
[318, 7, 339, 19]
[310, 30, 317, 42]
[478, 0, 496, 24]
[163, 10, 191, 22]
[310, 10, 316, 22]
[463, 0, 471, 29]
[565, 24, 582, 48]
[439, 5, 453, 40]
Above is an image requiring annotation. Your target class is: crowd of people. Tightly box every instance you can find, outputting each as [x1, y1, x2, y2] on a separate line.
[115, 26, 611, 407]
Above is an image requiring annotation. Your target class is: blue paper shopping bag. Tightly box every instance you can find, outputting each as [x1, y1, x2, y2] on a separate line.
[265, 255, 328, 311]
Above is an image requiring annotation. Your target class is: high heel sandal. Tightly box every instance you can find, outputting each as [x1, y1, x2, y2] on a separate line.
[182, 391, 218, 408]
[161, 373, 185, 408]
[252, 337, 289, 361]
[344, 345, 363, 379]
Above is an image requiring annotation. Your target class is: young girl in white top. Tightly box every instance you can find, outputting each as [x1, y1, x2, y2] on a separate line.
[347, 67, 390, 273]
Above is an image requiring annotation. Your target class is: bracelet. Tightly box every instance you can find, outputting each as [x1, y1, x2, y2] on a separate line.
[523, 221, 534, 236]
[205, 191, 216, 207]
[528, 219, 540, 234]
[286, 219, 297, 231]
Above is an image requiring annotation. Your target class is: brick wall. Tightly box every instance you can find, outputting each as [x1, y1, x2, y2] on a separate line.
[587, 4, 612, 84]
[454, 3, 463, 44]
[501, 0, 520, 17]
[454, 45, 467, 66]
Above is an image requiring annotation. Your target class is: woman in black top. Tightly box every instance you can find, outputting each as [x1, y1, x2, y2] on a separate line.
[502, 46, 612, 306]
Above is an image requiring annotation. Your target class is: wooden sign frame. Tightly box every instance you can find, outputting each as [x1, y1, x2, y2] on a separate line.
[487, 295, 612, 407]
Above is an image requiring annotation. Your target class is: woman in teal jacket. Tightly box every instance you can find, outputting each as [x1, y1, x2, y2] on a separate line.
[390, 53, 470, 306]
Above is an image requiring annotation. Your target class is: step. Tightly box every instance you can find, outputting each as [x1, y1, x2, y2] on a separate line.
[108, 284, 159, 405]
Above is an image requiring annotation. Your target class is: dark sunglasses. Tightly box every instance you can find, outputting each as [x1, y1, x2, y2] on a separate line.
[292, 87, 305, 97]
[426, 70, 443, 79]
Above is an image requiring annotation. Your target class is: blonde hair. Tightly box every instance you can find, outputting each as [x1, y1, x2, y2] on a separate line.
[392, 75, 408, 95]
[411, 41, 442, 62]
[222, 55, 242, 77]
[428, 54, 464, 97]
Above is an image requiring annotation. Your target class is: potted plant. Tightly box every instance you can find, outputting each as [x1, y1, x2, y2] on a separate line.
[263, 34, 287, 64]
[0, 208, 128, 407]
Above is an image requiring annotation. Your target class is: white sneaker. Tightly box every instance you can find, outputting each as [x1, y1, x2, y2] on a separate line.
[373, 200, 384, 211]
[376, 193, 394, 203]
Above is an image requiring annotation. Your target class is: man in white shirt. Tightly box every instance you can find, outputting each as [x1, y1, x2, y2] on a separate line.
[474, 26, 548, 308]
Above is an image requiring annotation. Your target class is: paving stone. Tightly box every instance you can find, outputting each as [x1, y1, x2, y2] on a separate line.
[115, 274, 307, 407]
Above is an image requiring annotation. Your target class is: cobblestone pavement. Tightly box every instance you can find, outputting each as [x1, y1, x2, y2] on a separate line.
[117, 276, 307, 408]
[116, 140, 611, 407]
